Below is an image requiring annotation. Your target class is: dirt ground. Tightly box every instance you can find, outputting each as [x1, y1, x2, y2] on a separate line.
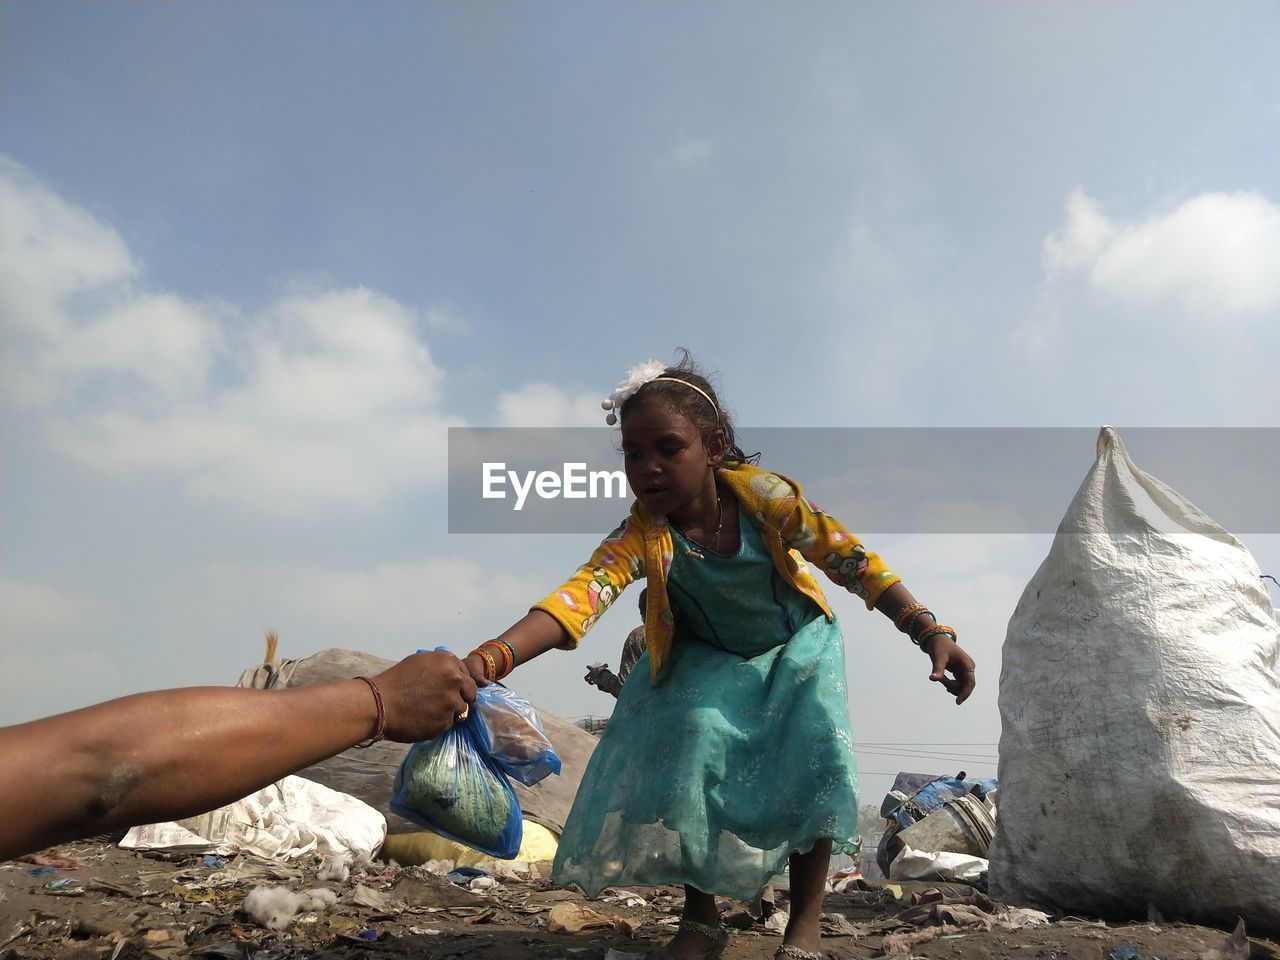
[3, 842, 1278, 960]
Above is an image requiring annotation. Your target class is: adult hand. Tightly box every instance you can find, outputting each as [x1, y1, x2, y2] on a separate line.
[923, 635, 976, 705]
[374, 650, 477, 742]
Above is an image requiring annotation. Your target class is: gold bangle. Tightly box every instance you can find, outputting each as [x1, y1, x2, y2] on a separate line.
[472, 647, 498, 682]
[894, 602, 929, 632]
[480, 640, 512, 678]
[914, 624, 957, 649]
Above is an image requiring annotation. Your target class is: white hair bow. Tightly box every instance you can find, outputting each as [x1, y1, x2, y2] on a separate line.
[600, 359, 667, 425]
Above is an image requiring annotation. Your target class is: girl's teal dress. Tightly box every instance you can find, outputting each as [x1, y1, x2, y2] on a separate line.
[553, 508, 861, 900]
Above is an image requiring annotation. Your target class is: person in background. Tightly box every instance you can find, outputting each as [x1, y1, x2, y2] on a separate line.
[0, 649, 476, 862]
[584, 588, 647, 698]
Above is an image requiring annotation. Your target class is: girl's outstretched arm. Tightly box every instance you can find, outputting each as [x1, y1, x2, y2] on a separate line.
[463, 610, 573, 686]
[875, 582, 977, 705]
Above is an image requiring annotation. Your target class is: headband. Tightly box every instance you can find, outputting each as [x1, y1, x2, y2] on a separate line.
[600, 361, 720, 426]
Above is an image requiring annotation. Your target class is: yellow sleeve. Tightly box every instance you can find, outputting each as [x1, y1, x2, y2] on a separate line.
[529, 515, 646, 648]
[778, 493, 900, 610]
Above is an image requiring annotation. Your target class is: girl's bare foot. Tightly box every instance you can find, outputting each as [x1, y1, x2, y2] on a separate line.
[660, 886, 726, 960]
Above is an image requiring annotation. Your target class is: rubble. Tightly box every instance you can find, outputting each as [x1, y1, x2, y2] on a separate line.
[2, 839, 1278, 960]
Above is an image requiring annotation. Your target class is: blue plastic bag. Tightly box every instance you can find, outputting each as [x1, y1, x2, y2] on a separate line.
[391, 697, 522, 859]
[475, 684, 561, 786]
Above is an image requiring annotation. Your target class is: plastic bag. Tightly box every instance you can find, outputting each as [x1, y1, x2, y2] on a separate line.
[391, 706, 522, 859]
[477, 684, 561, 786]
[989, 427, 1280, 929]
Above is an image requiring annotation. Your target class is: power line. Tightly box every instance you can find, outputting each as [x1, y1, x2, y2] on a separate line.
[860, 755, 997, 767]
[857, 748, 998, 762]
[849, 742, 998, 752]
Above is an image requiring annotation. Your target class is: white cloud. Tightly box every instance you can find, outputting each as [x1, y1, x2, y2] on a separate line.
[495, 381, 603, 427]
[49, 288, 459, 512]
[1045, 188, 1280, 316]
[0, 157, 137, 340]
[0, 156, 461, 514]
[44, 293, 225, 403]
[206, 560, 540, 632]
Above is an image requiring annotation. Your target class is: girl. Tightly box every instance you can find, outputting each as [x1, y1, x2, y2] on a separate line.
[464, 354, 976, 960]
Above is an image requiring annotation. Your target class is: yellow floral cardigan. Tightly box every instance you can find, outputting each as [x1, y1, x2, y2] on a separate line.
[532, 462, 900, 685]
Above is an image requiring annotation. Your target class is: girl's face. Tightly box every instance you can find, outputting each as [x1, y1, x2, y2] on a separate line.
[620, 399, 723, 517]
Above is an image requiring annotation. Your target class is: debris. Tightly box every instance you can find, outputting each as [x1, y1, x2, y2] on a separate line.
[603, 950, 645, 960]
[1199, 918, 1251, 960]
[121, 775, 387, 862]
[1108, 943, 1139, 960]
[883, 924, 971, 955]
[896, 890, 999, 931]
[546, 902, 635, 935]
[43, 878, 83, 897]
[242, 884, 338, 930]
[601, 887, 648, 907]
[998, 906, 1053, 929]
[446, 866, 489, 885]
[819, 912, 866, 937]
[18, 850, 81, 869]
[349, 884, 396, 912]
[480, 859, 529, 882]
[201, 855, 226, 869]
[318, 856, 350, 882]
[888, 846, 988, 883]
[764, 910, 789, 934]
[750, 884, 777, 919]
[723, 909, 756, 930]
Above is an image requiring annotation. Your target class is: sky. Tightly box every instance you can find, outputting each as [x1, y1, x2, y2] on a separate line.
[2, 1, 1279, 806]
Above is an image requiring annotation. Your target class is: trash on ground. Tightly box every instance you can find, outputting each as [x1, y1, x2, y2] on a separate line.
[120, 775, 386, 861]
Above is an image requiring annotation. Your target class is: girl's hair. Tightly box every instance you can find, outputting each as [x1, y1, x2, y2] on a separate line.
[620, 349, 759, 464]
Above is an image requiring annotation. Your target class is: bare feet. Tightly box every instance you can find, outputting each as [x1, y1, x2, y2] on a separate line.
[661, 887, 726, 960]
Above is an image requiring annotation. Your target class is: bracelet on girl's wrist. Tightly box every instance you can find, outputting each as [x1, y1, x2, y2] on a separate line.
[913, 624, 958, 649]
[894, 602, 929, 632]
[469, 640, 516, 682]
[472, 647, 498, 682]
[905, 610, 936, 642]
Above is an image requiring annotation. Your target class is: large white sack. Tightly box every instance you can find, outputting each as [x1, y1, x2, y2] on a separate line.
[988, 427, 1280, 929]
[119, 774, 386, 861]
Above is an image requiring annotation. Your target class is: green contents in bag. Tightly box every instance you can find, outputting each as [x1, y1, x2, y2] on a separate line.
[396, 731, 513, 848]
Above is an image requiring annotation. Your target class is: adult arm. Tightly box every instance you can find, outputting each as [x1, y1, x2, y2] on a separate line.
[0, 649, 476, 861]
